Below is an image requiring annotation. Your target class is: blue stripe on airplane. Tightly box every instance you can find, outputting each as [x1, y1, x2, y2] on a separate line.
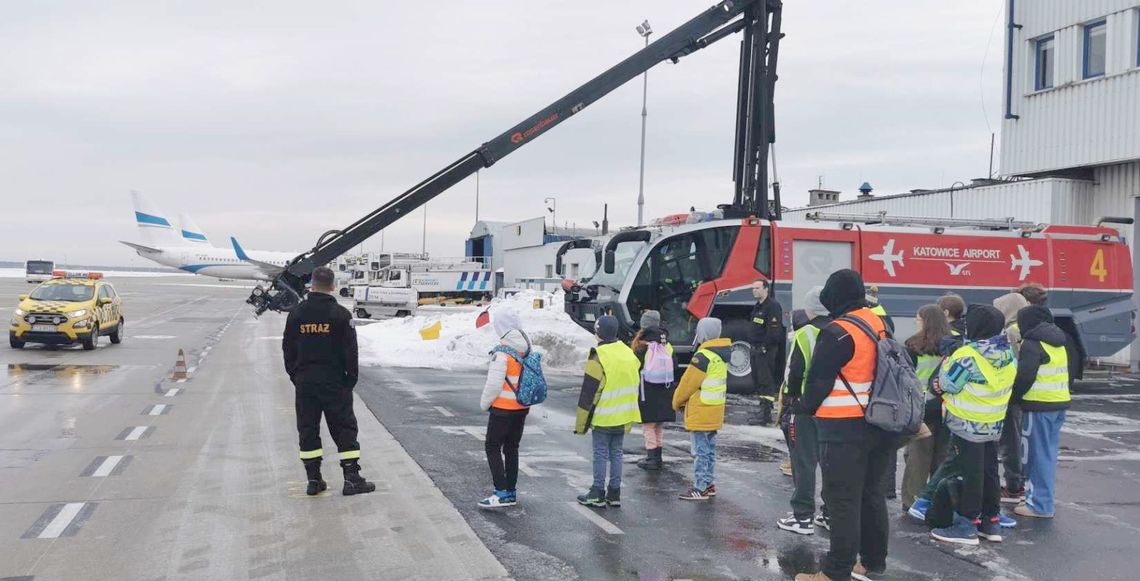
[181, 230, 208, 241]
[135, 212, 171, 227]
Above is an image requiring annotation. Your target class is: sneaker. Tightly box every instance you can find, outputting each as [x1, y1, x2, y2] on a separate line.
[679, 487, 710, 501]
[478, 490, 517, 509]
[997, 512, 1017, 528]
[1000, 487, 1025, 504]
[851, 561, 886, 581]
[931, 514, 981, 546]
[703, 484, 717, 497]
[577, 486, 607, 507]
[780, 459, 794, 477]
[1014, 503, 1054, 519]
[777, 513, 815, 535]
[813, 513, 831, 531]
[977, 517, 1003, 542]
[907, 498, 930, 522]
[605, 486, 621, 507]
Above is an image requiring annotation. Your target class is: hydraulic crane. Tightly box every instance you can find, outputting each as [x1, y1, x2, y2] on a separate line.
[248, 0, 783, 315]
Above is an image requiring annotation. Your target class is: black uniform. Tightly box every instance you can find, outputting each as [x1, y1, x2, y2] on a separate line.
[749, 296, 786, 400]
[283, 292, 360, 463]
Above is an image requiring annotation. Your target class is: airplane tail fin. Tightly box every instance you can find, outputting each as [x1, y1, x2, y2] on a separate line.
[178, 213, 211, 246]
[131, 190, 187, 247]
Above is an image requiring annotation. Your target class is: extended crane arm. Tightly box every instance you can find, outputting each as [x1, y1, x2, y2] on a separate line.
[249, 0, 773, 315]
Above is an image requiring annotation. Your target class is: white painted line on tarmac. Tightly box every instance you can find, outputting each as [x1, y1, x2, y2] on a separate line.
[518, 461, 540, 477]
[123, 426, 149, 440]
[186, 366, 198, 374]
[38, 503, 85, 538]
[132, 335, 176, 340]
[567, 502, 624, 535]
[147, 404, 168, 416]
[92, 455, 125, 477]
[165, 388, 180, 397]
[433, 406, 455, 417]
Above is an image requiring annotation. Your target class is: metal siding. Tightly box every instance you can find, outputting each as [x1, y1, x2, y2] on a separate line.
[1001, 2, 1140, 176]
[784, 179, 1091, 225]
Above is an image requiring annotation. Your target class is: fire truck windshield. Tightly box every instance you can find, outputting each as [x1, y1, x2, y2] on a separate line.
[578, 240, 646, 290]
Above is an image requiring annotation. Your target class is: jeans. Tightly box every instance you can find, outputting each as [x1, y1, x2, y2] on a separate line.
[948, 436, 1000, 520]
[485, 412, 527, 491]
[1022, 409, 1066, 516]
[790, 413, 822, 519]
[1000, 403, 1024, 492]
[819, 428, 893, 579]
[592, 430, 625, 490]
[692, 431, 717, 490]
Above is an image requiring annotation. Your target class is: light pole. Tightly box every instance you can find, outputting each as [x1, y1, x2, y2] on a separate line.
[544, 196, 557, 235]
[635, 19, 652, 227]
[422, 203, 427, 254]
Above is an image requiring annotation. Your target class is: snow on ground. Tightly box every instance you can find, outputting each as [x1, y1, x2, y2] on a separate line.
[357, 290, 596, 372]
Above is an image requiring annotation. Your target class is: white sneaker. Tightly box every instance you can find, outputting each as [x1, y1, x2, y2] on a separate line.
[477, 492, 516, 509]
[813, 513, 831, 531]
[777, 513, 815, 535]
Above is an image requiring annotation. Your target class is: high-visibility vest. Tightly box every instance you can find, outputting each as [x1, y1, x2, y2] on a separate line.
[696, 348, 728, 406]
[942, 345, 1015, 423]
[1023, 343, 1071, 404]
[592, 342, 643, 427]
[914, 354, 941, 390]
[817, 308, 886, 419]
[491, 353, 528, 411]
[870, 304, 887, 318]
[784, 324, 820, 394]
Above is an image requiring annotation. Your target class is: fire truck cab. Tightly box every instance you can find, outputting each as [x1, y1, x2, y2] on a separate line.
[563, 213, 1134, 393]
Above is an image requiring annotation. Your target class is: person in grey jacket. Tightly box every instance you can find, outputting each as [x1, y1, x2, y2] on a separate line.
[477, 308, 533, 509]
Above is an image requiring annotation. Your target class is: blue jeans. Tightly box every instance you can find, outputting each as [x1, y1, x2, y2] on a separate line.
[1022, 409, 1066, 516]
[693, 431, 717, 490]
[592, 430, 624, 490]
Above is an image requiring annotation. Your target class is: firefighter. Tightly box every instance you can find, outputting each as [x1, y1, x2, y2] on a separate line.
[283, 266, 376, 497]
[749, 279, 785, 425]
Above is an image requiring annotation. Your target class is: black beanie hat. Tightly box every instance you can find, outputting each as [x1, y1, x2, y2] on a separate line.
[965, 304, 1004, 340]
[1016, 304, 1054, 336]
[820, 269, 867, 317]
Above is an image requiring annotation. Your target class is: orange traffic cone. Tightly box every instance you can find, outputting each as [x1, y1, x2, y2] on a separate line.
[172, 349, 188, 380]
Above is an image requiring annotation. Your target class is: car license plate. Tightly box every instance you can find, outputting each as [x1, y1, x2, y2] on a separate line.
[32, 324, 56, 332]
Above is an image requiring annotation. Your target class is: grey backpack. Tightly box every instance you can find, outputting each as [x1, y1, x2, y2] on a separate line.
[838, 315, 925, 435]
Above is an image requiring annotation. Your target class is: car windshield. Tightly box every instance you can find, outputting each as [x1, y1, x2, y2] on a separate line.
[29, 284, 94, 302]
[26, 261, 53, 274]
[579, 241, 646, 290]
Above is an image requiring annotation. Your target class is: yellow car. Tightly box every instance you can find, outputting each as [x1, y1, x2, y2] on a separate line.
[9, 273, 124, 350]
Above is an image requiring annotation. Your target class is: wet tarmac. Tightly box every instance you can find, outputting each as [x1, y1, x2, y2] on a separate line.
[358, 366, 1140, 581]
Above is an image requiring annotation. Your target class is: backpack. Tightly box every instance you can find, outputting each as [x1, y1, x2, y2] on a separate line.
[641, 341, 675, 385]
[491, 332, 548, 406]
[837, 314, 925, 435]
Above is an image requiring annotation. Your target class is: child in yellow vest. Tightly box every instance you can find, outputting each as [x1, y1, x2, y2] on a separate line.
[673, 318, 729, 501]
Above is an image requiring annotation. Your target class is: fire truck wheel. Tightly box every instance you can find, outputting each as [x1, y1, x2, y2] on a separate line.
[720, 319, 756, 394]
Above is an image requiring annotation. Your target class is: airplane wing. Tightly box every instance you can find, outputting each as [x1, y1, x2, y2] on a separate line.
[231, 237, 286, 277]
[119, 240, 164, 255]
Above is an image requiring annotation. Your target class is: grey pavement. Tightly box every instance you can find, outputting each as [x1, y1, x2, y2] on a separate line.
[0, 276, 507, 581]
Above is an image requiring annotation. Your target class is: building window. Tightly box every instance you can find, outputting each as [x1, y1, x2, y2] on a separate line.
[544, 264, 553, 278]
[1035, 36, 1055, 90]
[1083, 20, 1107, 79]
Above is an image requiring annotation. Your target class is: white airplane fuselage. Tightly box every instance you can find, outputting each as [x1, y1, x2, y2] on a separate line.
[128, 244, 297, 281]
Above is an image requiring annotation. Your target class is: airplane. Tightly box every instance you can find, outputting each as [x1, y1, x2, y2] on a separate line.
[119, 191, 300, 281]
[1010, 244, 1044, 282]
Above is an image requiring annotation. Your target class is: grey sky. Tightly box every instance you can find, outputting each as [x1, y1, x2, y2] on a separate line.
[1, 1, 1004, 266]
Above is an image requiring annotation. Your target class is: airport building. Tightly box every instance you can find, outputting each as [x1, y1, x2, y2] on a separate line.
[467, 218, 599, 292]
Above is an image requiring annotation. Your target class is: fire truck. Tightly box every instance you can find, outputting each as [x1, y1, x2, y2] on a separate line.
[561, 212, 1135, 392]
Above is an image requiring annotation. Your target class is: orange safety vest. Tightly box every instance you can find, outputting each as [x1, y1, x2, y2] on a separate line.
[491, 353, 529, 411]
[816, 308, 886, 419]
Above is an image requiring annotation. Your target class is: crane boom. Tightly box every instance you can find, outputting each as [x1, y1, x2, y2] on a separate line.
[248, 0, 783, 315]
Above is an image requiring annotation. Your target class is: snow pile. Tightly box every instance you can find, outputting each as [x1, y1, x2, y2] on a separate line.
[356, 290, 596, 372]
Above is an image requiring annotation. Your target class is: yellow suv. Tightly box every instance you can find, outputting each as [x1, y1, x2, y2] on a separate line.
[9, 273, 124, 350]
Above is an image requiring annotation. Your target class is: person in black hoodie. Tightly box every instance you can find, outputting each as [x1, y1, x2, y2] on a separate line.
[1010, 305, 1071, 519]
[631, 310, 676, 471]
[796, 270, 894, 581]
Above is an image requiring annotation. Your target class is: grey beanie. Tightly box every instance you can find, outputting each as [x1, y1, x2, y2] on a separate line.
[595, 315, 620, 342]
[803, 286, 826, 319]
[639, 310, 662, 330]
[693, 317, 723, 346]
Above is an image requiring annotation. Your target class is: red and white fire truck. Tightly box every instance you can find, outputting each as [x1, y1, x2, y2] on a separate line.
[562, 212, 1135, 392]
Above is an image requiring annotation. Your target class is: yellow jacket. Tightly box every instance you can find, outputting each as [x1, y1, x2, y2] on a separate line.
[672, 338, 731, 431]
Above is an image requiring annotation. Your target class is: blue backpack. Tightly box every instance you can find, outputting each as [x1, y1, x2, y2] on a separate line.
[491, 332, 548, 406]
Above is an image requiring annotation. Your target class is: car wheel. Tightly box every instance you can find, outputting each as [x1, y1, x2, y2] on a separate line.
[82, 325, 99, 351]
[110, 319, 124, 344]
[355, 308, 370, 319]
[9, 333, 24, 349]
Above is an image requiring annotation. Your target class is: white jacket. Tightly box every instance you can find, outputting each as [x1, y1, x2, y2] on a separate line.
[480, 329, 532, 411]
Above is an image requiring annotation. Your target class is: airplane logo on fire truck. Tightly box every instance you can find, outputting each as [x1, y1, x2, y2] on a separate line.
[871, 239, 1043, 281]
